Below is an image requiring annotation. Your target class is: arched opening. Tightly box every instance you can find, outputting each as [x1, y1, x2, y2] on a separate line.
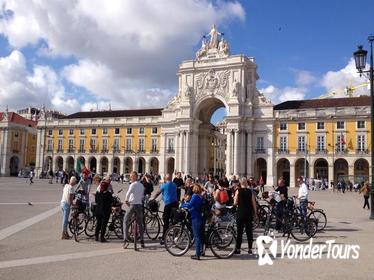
[167, 158, 175, 175]
[66, 156, 74, 172]
[137, 157, 145, 174]
[113, 157, 120, 174]
[45, 156, 52, 171]
[195, 97, 227, 176]
[334, 158, 348, 183]
[254, 158, 267, 184]
[100, 157, 108, 175]
[150, 157, 159, 175]
[55, 156, 63, 171]
[89, 157, 97, 173]
[295, 158, 309, 182]
[124, 157, 133, 174]
[314, 158, 328, 181]
[354, 158, 369, 183]
[9, 156, 19, 176]
[276, 158, 290, 187]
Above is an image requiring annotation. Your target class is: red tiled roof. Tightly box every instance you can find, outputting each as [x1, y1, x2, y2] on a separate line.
[62, 108, 163, 119]
[0, 112, 37, 128]
[274, 96, 370, 110]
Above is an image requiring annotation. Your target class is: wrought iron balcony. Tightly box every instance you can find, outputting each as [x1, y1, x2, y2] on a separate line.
[89, 148, 97, 153]
[335, 148, 348, 154]
[356, 149, 369, 155]
[101, 149, 109, 153]
[78, 149, 85, 153]
[137, 149, 145, 153]
[167, 148, 175, 153]
[316, 149, 328, 154]
[112, 148, 121, 153]
[67, 148, 75, 153]
[296, 149, 308, 154]
[57, 148, 63, 153]
[277, 149, 289, 154]
[254, 148, 266, 154]
[151, 149, 159, 154]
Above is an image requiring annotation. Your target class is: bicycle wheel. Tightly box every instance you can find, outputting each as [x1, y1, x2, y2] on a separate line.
[209, 226, 236, 259]
[308, 210, 327, 231]
[258, 205, 270, 227]
[113, 215, 124, 239]
[69, 212, 87, 236]
[290, 217, 316, 242]
[145, 213, 161, 240]
[164, 225, 191, 257]
[85, 216, 96, 238]
[126, 218, 140, 242]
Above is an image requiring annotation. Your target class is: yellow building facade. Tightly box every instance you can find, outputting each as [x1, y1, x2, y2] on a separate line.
[274, 96, 371, 187]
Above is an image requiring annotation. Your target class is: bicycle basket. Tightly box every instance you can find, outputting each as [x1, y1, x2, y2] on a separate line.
[148, 200, 159, 213]
[172, 208, 186, 224]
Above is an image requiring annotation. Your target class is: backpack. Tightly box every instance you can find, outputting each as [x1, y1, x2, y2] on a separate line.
[218, 189, 229, 204]
[201, 198, 212, 220]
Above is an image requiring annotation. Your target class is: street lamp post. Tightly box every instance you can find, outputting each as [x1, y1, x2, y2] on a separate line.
[353, 35, 374, 219]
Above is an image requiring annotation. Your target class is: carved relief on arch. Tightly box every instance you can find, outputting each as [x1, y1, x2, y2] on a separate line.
[195, 69, 230, 101]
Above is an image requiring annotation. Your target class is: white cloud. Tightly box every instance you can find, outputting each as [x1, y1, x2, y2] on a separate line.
[320, 58, 369, 97]
[295, 70, 316, 86]
[0, 50, 80, 112]
[259, 85, 307, 104]
[0, 0, 245, 112]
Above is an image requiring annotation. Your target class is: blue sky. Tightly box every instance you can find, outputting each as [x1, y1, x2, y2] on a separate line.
[0, 0, 372, 123]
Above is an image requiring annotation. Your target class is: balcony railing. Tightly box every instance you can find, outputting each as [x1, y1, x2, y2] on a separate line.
[254, 148, 266, 154]
[57, 148, 63, 153]
[151, 149, 159, 154]
[277, 149, 289, 154]
[78, 149, 85, 153]
[296, 149, 307, 154]
[101, 149, 109, 153]
[316, 149, 328, 154]
[356, 149, 369, 155]
[112, 148, 121, 153]
[137, 149, 145, 153]
[335, 148, 348, 154]
[125, 149, 133, 153]
[167, 148, 175, 153]
[67, 148, 75, 153]
[89, 148, 97, 153]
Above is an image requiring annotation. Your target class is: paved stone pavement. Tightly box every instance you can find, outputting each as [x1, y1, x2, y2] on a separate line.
[0, 177, 373, 280]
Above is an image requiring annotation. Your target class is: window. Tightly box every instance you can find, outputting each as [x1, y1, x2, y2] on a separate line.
[79, 139, 85, 152]
[317, 122, 325, 130]
[298, 123, 305, 130]
[113, 138, 120, 151]
[80, 128, 85, 135]
[91, 128, 96, 135]
[280, 136, 287, 152]
[115, 128, 120, 135]
[90, 139, 96, 151]
[102, 139, 108, 151]
[337, 121, 344, 129]
[280, 123, 287, 131]
[256, 137, 264, 152]
[58, 139, 63, 151]
[69, 128, 74, 135]
[68, 139, 74, 151]
[138, 138, 144, 151]
[151, 138, 157, 152]
[336, 134, 346, 152]
[357, 135, 365, 151]
[47, 139, 53, 151]
[126, 138, 132, 151]
[297, 136, 305, 152]
[103, 128, 108, 135]
[139, 127, 145, 134]
[357, 121, 365, 129]
[167, 138, 174, 152]
[48, 129, 53, 136]
[58, 129, 63, 135]
[152, 127, 158, 134]
[317, 136, 325, 151]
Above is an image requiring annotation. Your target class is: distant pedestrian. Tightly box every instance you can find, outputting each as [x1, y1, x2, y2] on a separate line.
[359, 183, 370, 210]
[29, 170, 34, 185]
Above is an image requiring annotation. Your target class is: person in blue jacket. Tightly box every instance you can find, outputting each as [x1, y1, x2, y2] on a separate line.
[184, 184, 204, 260]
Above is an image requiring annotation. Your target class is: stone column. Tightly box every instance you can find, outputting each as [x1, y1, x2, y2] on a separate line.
[119, 156, 125, 175]
[289, 164, 295, 188]
[63, 156, 67, 171]
[108, 156, 113, 174]
[35, 128, 42, 176]
[185, 131, 190, 174]
[233, 129, 239, 176]
[328, 164, 334, 188]
[97, 157, 102, 175]
[226, 130, 233, 176]
[159, 133, 166, 176]
[0, 128, 9, 176]
[246, 131, 253, 176]
[190, 131, 199, 177]
[309, 164, 314, 180]
[348, 165, 354, 180]
[266, 127, 275, 187]
[175, 133, 179, 172]
[146, 158, 151, 173]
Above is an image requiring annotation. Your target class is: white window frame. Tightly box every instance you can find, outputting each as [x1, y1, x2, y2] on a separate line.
[298, 136, 305, 152]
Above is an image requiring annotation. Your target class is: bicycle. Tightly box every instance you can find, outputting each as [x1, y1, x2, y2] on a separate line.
[164, 208, 237, 259]
[69, 205, 88, 242]
[307, 201, 327, 231]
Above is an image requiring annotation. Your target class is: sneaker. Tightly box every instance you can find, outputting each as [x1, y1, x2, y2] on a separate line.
[100, 238, 108, 243]
[123, 240, 129, 249]
[141, 241, 145, 248]
[248, 249, 253, 255]
[191, 255, 200, 260]
[159, 239, 165, 245]
[234, 249, 241, 255]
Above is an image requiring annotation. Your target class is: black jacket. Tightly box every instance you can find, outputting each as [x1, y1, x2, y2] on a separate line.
[95, 191, 113, 217]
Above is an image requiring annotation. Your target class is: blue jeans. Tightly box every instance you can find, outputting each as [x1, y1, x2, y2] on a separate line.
[192, 218, 202, 257]
[60, 201, 71, 232]
[300, 199, 308, 220]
